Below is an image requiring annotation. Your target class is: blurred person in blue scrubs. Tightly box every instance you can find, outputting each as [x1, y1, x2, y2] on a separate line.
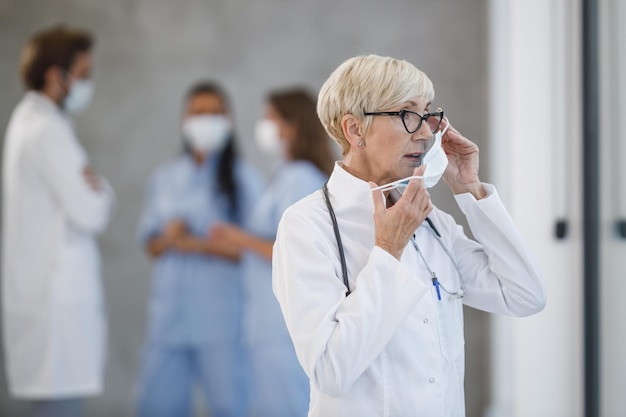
[135, 81, 263, 417]
[211, 88, 335, 417]
[2, 25, 114, 417]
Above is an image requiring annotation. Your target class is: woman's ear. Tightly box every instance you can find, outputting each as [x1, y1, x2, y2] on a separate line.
[341, 114, 364, 149]
[43, 66, 67, 102]
[280, 121, 297, 158]
[282, 120, 298, 145]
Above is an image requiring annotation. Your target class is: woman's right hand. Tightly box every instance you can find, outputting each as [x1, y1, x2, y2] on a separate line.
[163, 219, 188, 242]
[369, 165, 432, 260]
[146, 219, 188, 258]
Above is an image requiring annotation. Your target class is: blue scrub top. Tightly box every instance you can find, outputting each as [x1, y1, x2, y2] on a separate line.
[138, 153, 264, 346]
[241, 160, 328, 343]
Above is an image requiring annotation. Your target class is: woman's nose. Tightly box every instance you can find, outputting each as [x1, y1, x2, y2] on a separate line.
[410, 122, 433, 142]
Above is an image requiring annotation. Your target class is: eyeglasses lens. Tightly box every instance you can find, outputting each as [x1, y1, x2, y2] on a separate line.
[403, 112, 442, 133]
[426, 113, 442, 133]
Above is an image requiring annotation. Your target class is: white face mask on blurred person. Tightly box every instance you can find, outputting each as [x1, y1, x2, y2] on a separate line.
[255, 119, 284, 157]
[371, 123, 450, 195]
[183, 115, 231, 154]
[64, 79, 94, 115]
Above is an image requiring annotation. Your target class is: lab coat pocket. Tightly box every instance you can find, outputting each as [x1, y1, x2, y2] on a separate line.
[55, 233, 102, 306]
[437, 297, 465, 361]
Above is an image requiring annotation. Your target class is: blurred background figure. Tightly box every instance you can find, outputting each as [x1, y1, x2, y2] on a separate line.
[1, 25, 114, 417]
[135, 81, 263, 417]
[211, 88, 334, 417]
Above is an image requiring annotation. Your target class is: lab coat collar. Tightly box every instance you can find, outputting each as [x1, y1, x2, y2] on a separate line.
[25, 90, 61, 112]
[25, 91, 71, 122]
[326, 161, 375, 212]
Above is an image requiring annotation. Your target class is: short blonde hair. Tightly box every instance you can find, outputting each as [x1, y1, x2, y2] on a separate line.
[317, 55, 435, 155]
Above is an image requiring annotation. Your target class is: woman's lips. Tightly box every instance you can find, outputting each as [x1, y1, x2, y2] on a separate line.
[404, 152, 424, 162]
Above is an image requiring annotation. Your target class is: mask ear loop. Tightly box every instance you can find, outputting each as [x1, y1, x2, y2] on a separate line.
[437, 120, 451, 140]
[369, 176, 424, 193]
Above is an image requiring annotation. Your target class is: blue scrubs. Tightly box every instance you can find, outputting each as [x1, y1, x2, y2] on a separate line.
[136, 154, 263, 417]
[241, 161, 328, 417]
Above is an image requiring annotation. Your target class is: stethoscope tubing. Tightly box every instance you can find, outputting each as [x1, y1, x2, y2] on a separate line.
[322, 182, 464, 297]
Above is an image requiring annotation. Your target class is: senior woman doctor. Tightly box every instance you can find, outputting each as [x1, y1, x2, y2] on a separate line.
[272, 54, 546, 417]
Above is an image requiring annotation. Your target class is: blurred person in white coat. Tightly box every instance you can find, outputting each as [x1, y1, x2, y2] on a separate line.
[1, 25, 114, 417]
[272, 55, 546, 417]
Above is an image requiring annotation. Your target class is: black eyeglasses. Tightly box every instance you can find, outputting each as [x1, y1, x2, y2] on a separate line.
[363, 109, 444, 134]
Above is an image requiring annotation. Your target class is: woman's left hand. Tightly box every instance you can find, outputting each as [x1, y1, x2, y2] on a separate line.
[209, 222, 248, 249]
[439, 116, 486, 199]
[210, 222, 275, 260]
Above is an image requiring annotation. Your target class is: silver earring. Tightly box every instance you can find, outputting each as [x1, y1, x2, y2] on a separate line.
[358, 141, 363, 147]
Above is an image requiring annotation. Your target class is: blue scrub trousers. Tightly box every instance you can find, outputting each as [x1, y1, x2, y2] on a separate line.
[32, 398, 82, 417]
[136, 343, 246, 417]
[248, 343, 309, 417]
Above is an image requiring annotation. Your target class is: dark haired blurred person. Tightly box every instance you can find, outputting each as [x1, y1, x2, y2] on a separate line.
[1, 25, 114, 417]
[211, 87, 335, 416]
[135, 81, 263, 417]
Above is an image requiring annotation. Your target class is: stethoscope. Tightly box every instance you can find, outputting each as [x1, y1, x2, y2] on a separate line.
[322, 182, 465, 300]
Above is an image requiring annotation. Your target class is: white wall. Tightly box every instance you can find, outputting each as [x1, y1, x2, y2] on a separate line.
[487, 1, 584, 416]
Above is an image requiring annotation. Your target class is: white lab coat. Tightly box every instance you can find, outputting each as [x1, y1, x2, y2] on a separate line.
[272, 162, 545, 417]
[1, 92, 114, 398]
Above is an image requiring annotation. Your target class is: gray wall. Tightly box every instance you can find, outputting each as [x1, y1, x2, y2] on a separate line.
[0, 0, 489, 415]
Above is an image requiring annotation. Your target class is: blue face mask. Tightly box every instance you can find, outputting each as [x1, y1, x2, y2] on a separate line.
[370, 123, 450, 195]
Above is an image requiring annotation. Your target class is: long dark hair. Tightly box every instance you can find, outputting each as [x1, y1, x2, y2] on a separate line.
[184, 81, 240, 222]
[268, 88, 334, 176]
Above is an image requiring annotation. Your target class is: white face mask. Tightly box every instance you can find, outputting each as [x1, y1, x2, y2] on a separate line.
[183, 115, 231, 154]
[419, 122, 450, 188]
[254, 119, 284, 157]
[371, 123, 450, 194]
[64, 79, 94, 115]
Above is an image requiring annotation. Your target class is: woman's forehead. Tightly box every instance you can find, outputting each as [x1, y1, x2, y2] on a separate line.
[187, 93, 226, 113]
[397, 96, 431, 109]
